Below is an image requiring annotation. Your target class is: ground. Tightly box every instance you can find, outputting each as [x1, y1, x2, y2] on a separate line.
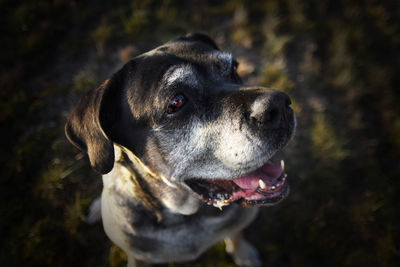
[1, 1, 399, 266]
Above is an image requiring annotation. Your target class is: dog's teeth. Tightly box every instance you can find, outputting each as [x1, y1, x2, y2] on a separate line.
[259, 179, 266, 189]
[214, 199, 229, 210]
[281, 160, 285, 170]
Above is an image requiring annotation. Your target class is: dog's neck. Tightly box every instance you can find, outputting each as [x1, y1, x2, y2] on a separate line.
[113, 145, 203, 217]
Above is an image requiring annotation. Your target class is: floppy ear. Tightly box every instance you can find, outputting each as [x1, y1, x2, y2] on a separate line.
[65, 74, 122, 174]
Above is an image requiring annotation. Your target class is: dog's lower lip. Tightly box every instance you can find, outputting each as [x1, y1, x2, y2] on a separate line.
[255, 172, 287, 194]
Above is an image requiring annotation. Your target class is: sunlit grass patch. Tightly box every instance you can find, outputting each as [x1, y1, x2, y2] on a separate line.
[73, 68, 103, 93]
[15, 216, 65, 265]
[93, 21, 113, 56]
[261, 62, 294, 93]
[122, 5, 151, 36]
[311, 112, 349, 162]
[109, 244, 128, 267]
[64, 192, 89, 236]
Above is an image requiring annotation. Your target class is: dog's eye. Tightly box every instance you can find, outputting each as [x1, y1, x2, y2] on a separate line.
[167, 94, 185, 114]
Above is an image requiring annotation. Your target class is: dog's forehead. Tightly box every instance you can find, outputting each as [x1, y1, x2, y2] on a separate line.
[165, 65, 199, 87]
[160, 51, 233, 88]
[127, 40, 235, 109]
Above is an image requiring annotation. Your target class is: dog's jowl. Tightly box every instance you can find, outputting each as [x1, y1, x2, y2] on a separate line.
[66, 33, 296, 267]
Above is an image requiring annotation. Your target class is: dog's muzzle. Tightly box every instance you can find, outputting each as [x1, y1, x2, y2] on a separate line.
[185, 88, 295, 209]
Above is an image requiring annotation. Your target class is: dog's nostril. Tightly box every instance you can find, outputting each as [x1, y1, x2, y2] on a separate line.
[250, 91, 291, 128]
[265, 107, 279, 122]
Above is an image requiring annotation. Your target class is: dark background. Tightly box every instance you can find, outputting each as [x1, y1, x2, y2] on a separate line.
[1, 0, 399, 266]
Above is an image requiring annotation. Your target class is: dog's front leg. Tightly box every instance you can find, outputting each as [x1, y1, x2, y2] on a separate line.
[225, 232, 262, 267]
[127, 256, 150, 267]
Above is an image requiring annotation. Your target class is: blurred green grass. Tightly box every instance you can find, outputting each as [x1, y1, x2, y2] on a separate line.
[1, 0, 399, 266]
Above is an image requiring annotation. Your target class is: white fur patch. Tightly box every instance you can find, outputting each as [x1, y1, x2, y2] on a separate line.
[250, 97, 269, 119]
[214, 116, 262, 169]
[166, 65, 199, 87]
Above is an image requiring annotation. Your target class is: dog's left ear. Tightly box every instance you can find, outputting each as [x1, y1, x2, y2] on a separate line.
[65, 73, 122, 174]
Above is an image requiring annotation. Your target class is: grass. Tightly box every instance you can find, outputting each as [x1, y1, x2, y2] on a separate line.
[1, 0, 399, 266]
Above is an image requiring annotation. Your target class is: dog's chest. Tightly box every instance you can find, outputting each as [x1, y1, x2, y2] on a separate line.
[104, 188, 256, 262]
[101, 161, 259, 262]
[124, 204, 254, 262]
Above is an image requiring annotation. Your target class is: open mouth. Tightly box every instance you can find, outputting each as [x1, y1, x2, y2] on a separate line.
[186, 157, 289, 208]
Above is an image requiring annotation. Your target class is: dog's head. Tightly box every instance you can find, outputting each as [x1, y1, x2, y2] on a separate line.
[66, 33, 296, 209]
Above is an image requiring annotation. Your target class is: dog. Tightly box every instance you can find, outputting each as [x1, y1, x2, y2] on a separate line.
[65, 33, 296, 267]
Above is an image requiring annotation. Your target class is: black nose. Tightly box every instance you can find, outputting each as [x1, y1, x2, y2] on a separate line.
[250, 91, 291, 128]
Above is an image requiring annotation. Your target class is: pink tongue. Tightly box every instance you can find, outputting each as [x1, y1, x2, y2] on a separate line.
[233, 162, 283, 190]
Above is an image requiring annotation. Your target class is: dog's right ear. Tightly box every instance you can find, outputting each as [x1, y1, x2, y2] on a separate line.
[65, 73, 122, 174]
